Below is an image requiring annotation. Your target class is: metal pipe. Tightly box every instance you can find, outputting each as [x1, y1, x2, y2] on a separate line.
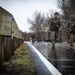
[11, 16, 14, 39]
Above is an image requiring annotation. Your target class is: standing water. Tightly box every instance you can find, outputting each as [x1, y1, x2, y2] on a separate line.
[33, 42, 75, 75]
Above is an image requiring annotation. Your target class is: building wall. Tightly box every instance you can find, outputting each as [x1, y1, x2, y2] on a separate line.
[0, 7, 2, 34]
[1, 8, 12, 36]
[0, 7, 22, 39]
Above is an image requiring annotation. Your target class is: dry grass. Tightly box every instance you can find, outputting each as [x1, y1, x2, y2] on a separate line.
[2, 43, 35, 75]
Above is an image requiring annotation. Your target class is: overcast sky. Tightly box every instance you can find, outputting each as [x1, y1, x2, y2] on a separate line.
[0, 0, 60, 32]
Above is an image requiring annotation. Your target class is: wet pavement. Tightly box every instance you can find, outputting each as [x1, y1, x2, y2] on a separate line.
[32, 42, 75, 75]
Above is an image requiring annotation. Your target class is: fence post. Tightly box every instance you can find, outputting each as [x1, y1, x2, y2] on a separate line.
[0, 36, 4, 70]
[4, 36, 12, 61]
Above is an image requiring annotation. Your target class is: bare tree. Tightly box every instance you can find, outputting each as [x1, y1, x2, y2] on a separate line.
[27, 11, 47, 41]
[57, 0, 75, 21]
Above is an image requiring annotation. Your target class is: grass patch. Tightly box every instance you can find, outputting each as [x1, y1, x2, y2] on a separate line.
[2, 43, 35, 75]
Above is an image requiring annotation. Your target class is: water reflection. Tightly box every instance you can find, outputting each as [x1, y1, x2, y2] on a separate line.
[48, 47, 75, 75]
[48, 47, 58, 68]
[68, 48, 75, 59]
[33, 42, 75, 75]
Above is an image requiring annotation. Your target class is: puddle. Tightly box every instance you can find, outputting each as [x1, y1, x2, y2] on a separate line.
[33, 42, 75, 75]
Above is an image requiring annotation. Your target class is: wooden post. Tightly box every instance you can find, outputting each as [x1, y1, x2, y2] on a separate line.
[0, 36, 4, 69]
[4, 36, 7, 61]
[4, 36, 12, 61]
[11, 38, 15, 56]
